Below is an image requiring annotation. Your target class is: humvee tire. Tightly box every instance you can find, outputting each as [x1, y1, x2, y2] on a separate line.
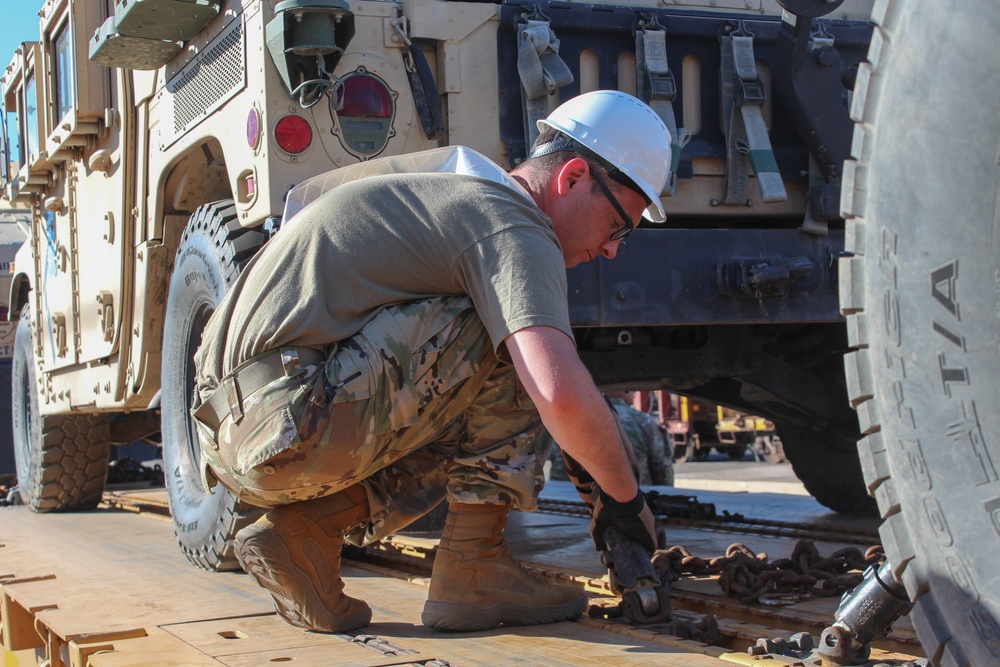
[12, 307, 111, 511]
[841, 1, 1000, 664]
[161, 201, 266, 571]
[778, 423, 876, 516]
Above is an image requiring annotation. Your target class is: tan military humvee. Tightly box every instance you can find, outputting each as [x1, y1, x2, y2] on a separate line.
[0, 0, 876, 566]
[8, 2, 1000, 662]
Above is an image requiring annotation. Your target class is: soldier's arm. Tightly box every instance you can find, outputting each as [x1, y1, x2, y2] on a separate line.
[505, 325, 639, 503]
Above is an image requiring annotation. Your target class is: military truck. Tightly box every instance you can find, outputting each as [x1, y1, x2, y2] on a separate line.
[661, 393, 716, 462]
[659, 392, 780, 463]
[2, 0, 997, 663]
[715, 406, 782, 462]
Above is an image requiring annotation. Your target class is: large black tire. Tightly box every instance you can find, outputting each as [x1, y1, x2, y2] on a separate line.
[777, 423, 876, 516]
[161, 201, 266, 571]
[840, 2, 1000, 664]
[11, 307, 111, 511]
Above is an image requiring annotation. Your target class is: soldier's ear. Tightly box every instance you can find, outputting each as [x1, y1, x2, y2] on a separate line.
[554, 157, 590, 196]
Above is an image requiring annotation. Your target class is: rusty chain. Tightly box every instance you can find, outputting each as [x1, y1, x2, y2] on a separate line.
[652, 540, 885, 605]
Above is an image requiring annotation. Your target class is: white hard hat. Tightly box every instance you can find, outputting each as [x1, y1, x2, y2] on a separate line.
[533, 90, 671, 222]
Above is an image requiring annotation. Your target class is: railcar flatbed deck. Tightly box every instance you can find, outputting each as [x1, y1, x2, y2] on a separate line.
[0, 482, 923, 666]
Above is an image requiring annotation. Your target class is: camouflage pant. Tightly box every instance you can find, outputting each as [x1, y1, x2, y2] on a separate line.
[196, 297, 547, 545]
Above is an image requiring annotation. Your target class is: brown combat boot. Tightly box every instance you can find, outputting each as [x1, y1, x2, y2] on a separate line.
[235, 485, 372, 633]
[421, 502, 587, 631]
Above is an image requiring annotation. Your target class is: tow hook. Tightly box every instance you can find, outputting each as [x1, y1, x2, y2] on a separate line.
[717, 256, 816, 298]
[745, 559, 918, 666]
[601, 526, 673, 623]
[817, 559, 914, 665]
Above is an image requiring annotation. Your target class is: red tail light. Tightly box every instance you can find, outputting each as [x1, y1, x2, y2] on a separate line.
[274, 114, 312, 154]
[334, 72, 395, 157]
[340, 74, 393, 118]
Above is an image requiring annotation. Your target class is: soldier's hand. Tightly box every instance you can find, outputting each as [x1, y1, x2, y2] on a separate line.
[590, 490, 657, 555]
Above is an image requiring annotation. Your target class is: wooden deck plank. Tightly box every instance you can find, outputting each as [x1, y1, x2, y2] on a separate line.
[85, 631, 226, 666]
[0, 507, 730, 665]
[0, 485, 919, 666]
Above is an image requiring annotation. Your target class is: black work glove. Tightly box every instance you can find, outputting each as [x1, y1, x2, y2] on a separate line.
[590, 490, 657, 556]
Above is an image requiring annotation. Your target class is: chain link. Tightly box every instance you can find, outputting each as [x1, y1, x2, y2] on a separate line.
[652, 540, 884, 605]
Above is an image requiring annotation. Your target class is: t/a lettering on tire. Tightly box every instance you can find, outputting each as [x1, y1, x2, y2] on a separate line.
[840, 2, 1000, 664]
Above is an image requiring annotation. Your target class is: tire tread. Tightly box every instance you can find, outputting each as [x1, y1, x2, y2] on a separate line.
[13, 308, 112, 512]
[32, 414, 112, 511]
[841, 1, 998, 663]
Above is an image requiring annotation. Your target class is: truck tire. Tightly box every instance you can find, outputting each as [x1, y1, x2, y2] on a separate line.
[840, 2, 1000, 664]
[161, 201, 266, 571]
[11, 307, 111, 511]
[777, 424, 876, 516]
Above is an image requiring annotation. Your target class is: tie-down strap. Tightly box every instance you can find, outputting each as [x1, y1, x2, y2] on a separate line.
[518, 11, 574, 148]
[636, 21, 690, 197]
[720, 29, 787, 204]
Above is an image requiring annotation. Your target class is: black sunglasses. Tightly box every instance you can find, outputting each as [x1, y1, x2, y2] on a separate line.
[592, 172, 636, 241]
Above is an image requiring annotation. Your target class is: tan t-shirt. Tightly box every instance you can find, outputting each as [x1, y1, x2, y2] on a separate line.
[195, 172, 570, 389]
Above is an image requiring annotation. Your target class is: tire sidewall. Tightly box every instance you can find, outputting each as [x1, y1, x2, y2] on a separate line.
[161, 224, 236, 551]
[11, 307, 41, 506]
[844, 2, 1000, 663]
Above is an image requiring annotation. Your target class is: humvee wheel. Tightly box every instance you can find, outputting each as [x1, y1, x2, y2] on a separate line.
[777, 423, 876, 516]
[841, 1, 1000, 664]
[11, 307, 111, 511]
[162, 201, 266, 571]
